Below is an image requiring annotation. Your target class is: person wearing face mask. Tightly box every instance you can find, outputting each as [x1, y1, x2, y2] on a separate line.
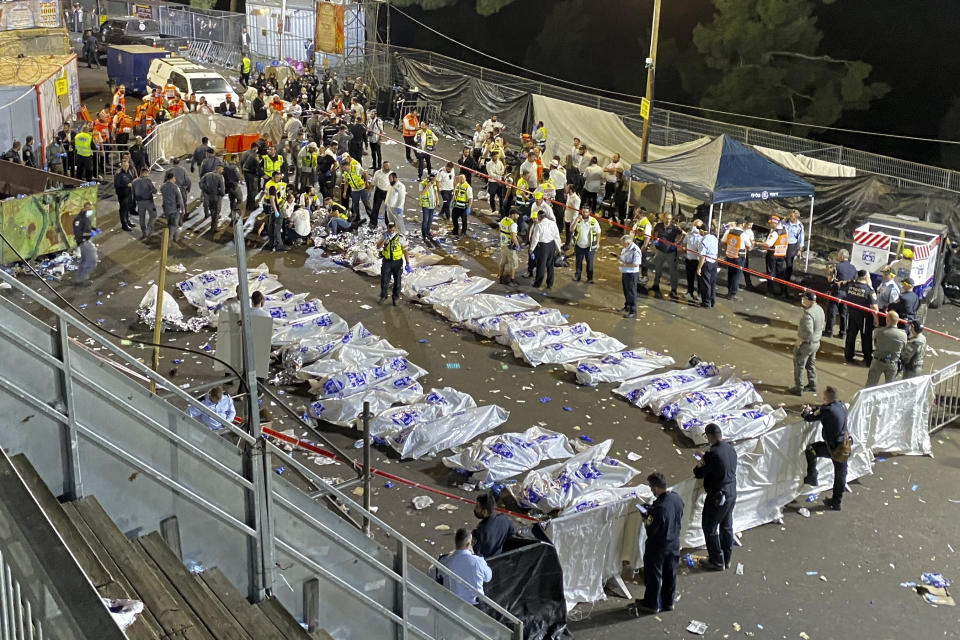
[471, 492, 515, 559]
[72, 202, 99, 285]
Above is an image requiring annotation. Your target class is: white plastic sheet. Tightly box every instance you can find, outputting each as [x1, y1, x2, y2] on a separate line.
[657, 379, 762, 421]
[280, 323, 375, 370]
[270, 313, 351, 345]
[434, 293, 541, 323]
[562, 485, 654, 515]
[295, 340, 408, 381]
[462, 308, 567, 344]
[514, 439, 638, 512]
[565, 348, 676, 386]
[521, 335, 629, 367]
[307, 380, 425, 427]
[309, 357, 427, 398]
[401, 265, 471, 297]
[508, 323, 591, 360]
[418, 277, 496, 306]
[613, 363, 728, 409]
[677, 405, 787, 445]
[369, 387, 477, 438]
[177, 264, 281, 314]
[102, 597, 144, 631]
[389, 405, 510, 459]
[849, 375, 933, 457]
[441, 426, 576, 482]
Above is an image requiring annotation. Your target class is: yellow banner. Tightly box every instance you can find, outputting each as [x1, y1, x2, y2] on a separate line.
[314, 1, 344, 55]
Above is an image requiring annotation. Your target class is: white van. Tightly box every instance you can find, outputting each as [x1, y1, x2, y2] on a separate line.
[147, 57, 235, 110]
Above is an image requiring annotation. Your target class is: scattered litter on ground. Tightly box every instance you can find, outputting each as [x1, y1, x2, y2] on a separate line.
[412, 496, 434, 510]
[685, 620, 707, 634]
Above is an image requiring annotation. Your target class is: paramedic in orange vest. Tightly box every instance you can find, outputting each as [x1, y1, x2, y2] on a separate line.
[167, 95, 185, 118]
[269, 94, 284, 113]
[763, 215, 790, 298]
[164, 82, 179, 101]
[401, 111, 419, 164]
[721, 219, 749, 301]
[112, 85, 126, 113]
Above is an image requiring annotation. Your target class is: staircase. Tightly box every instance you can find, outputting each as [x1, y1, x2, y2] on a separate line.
[0, 268, 522, 639]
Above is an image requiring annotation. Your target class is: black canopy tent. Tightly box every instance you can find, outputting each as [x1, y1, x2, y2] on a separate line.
[630, 135, 817, 268]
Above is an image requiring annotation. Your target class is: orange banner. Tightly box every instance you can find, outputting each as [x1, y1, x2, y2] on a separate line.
[314, 1, 344, 55]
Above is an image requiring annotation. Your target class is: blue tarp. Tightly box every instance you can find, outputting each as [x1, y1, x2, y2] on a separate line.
[629, 134, 815, 204]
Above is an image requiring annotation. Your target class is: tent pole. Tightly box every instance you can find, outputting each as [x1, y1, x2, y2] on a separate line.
[717, 202, 723, 232]
[707, 203, 714, 231]
[805, 195, 815, 271]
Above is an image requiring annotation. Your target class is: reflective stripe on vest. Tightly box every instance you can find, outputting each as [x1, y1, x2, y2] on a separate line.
[242, 58, 251, 73]
[516, 178, 529, 200]
[573, 218, 600, 249]
[262, 180, 286, 203]
[382, 234, 403, 260]
[419, 190, 433, 208]
[418, 130, 436, 151]
[74, 132, 92, 157]
[773, 231, 788, 257]
[634, 216, 651, 238]
[725, 228, 744, 258]
[453, 183, 469, 206]
[499, 218, 516, 245]
[346, 160, 365, 189]
[262, 154, 283, 176]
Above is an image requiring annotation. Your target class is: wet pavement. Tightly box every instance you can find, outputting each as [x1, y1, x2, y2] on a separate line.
[9, 66, 960, 639]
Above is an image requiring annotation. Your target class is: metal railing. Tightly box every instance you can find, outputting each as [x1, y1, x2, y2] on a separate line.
[0, 267, 521, 640]
[0, 551, 47, 640]
[929, 360, 960, 433]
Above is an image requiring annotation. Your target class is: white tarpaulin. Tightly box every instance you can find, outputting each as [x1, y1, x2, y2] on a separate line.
[462, 308, 568, 344]
[369, 387, 477, 438]
[178, 265, 282, 314]
[417, 277, 495, 305]
[309, 357, 427, 398]
[514, 439, 638, 512]
[434, 293, 541, 323]
[565, 348, 676, 386]
[295, 340, 408, 381]
[848, 375, 933, 457]
[613, 363, 729, 409]
[401, 265, 471, 297]
[271, 313, 351, 345]
[754, 145, 857, 178]
[280, 323, 375, 370]
[145, 112, 285, 162]
[441, 426, 576, 483]
[389, 405, 510, 459]
[521, 335, 629, 367]
[307, 380, 424, 427]
[657, 379, 763, 421]
[532, 93, 709, 167]
[677, 405, 787, 445]
[508, 323, 592, 360]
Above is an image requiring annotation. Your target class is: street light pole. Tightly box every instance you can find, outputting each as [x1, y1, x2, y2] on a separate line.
[639, 0, 662, 163]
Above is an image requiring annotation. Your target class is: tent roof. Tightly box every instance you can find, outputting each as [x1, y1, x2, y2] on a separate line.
[629, 134, 814, 204]
[0, 55, 76, 88]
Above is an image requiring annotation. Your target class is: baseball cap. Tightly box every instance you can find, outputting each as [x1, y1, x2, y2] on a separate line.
[768, 215, 780, 224]
[802, 291, 816, 301]
[902, 277, 915, 285]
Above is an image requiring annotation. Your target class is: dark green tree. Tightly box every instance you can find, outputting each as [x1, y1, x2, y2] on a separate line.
[684, 0, 888, 129]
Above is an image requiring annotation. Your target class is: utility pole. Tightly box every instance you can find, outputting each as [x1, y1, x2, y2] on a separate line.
[639, 0, 662, 163]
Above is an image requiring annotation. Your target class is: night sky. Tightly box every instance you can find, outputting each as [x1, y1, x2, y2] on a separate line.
[386, 0, 959, 169]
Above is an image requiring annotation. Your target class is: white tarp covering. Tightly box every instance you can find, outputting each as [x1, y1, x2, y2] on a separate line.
[613, 363, 728, 409]
[401, 265, 471, 297]
[514, 440, 638, 512]
[546, 488, 650, 606]
[657, 379, 763, 421]
[308, 357, 427, 398]
[307, 380, 424, 427]
[369, 387, 477, 438]
[417, 277, 495, 305]
[508, 323, 592, 360]
[462, 308, 568, 343]
[434, 293, 541, 323]
[753, 145, 857, 178]
[177, 265, 282, 314]
[520, 335, 629, 367]
[271, 313, 351, 345]
[441, 426, 576, 483]
[280, 323, 376, 370]
[146, 112, 285, 162]
[849, 375, 933, 457]
[677, 405, 787, 445]
[389, 405, 510, 460]
[295, 340, 408, 380]
[532, 93, 710, 167]
[566, 348, 676, 386]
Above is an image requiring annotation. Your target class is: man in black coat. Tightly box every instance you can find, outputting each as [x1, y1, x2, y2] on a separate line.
[635, 472, 684, 615]
[113, 157, 136, 232]
[693, 424, 738, 570]
[802, 386, 850, 511]
[242, 142, 262, 211]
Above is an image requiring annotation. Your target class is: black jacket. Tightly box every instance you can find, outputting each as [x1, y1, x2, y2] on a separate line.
[803, 400, 848, 447]
[644, 491, 684, 555]
[251, 97, 267, 121]
[223, 165, 241, 190]
[472, 513, 515, 559]
[693, 441, 738, 497]
[113, 168, 135, 197]
[243, 153, 261, 177]
[892, 290, 920, 320]
[73, 211, 92, 244]
[191, 145, 212, 172]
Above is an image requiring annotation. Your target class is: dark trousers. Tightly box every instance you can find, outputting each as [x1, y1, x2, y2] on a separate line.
[203, 194, 221, 230]
[118, 192, 133, 229]
[136, 201, 157, 237]
[244, 172, 259, 210]
[369, 142, 382, 170]
[805, 441, 848, 504]
[743, 251, 754, 287]
[265, 210, 283, 248]
[403, 136, 416, 162]
[685, 258, 699, 296]
[652, 250, 679, 293]
[350, 188, 371, 222]
[574, 246, 595, 280]
[622, 271, 638, 312]
[698, 261, 717, 307]
[86, 49, 99, 68]
[702, 493, 736, 567]
[845, 311, 875, 364]
[727, 255, 744, 296]
[77, 156, 93, 182]
[371, 187, 387, 228]
[641, 549, 678, 611]
[765, 253, 787, 296]
[488, 182, 504, 213]
[380, 258, 402, 301]
[417, 152, 432, 179]
[785, 243, 800, 281]
[452, 206, 468, 235]
[439, 190, 452, 219]
[533, 241, 556, 288]
[825, 295, 848, 336]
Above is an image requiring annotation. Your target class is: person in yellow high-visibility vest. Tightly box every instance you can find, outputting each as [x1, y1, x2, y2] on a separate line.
[261, 146, 284, 181]
[413, 122, 435, 180]
[73, 126, 94, 182]
[240, 55, 252, 87]
[376, 221, 408, 306]
[450, 174, 473, 237]
[498, 209, 520, 284]
[341, 152, 370, 224]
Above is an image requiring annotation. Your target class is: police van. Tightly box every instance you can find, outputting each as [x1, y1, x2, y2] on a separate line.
[146, 57, 235, 110]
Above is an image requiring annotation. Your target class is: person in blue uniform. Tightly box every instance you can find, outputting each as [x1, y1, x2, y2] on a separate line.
[693, 424, 738, 570]
[634, 472, 684, 614]
[802, 386, 850, 511]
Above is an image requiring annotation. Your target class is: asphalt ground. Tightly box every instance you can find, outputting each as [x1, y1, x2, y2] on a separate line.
[10, 65, 960, 639]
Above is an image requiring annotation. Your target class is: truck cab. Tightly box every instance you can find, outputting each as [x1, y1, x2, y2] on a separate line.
[147, 58, 235, 111]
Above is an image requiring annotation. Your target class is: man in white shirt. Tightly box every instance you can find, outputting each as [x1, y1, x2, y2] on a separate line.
[577, 144, 594, 173]
[740, 221, 756, 290]
[697, 223, 720, 308]
[481, 115, 504, 137]
[603, 152, 626, 202]
[283, 113, 302, 141]
[434, 528, 492, 604]
[284, 205, 312, 244]
[562, 184, 581, 249]
[571, 138, 583, 168]
[472, 124, 486, 161]
[582, 157, 605, 212]
[498, 209, 520, 284]
[385, 172, 407, 237]
[531, 209, 562, 290]
[684, 219, 704, 302]
[571, 206, 601, 283]
[186, 386, 236, 431]
[619, 234, 642, 318]
[367, 108, 384, 170]
[519, 152, 539, 189]
[436, 162, 455, 220]
[370, 160, 392, 229]
[485, 153, 506, 214]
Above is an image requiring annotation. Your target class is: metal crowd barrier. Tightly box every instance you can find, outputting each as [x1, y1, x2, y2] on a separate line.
[929, 360, 960, 433]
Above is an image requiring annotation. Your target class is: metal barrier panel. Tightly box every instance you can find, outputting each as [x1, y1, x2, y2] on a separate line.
[930, 361, 960, 433]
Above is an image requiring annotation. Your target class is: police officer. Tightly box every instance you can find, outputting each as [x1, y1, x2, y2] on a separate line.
[867, 311, 907, 387]
[168, 157, 192, 214]
[191, 137, 213, 173]
[693, 424, 738, 571]
[633, 472, 684, 615]
[199, 148, 221, 178]
[199, 164, 226, 234]
[844, 270, 879, 365]
[825, 252, 858, 338]
[113, 157, 136, 232]
[131, 167, 157, 240]
[160, 172, 185, 242]
[377, 221, 407, 306]
[242, 141, 262, 211]
[783, 208, 805, 282]
[792, 291, 825, 395]
[802, 386, 849, 511]
[222, 156, 242, 218]
[763, 215, 789, 297]
[891, 277, 920, 331]
[874, 266, 901, 312]
[72, 202, 98, 285]
[901, 321, 927, 378]
[697, 223, 719, 308]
